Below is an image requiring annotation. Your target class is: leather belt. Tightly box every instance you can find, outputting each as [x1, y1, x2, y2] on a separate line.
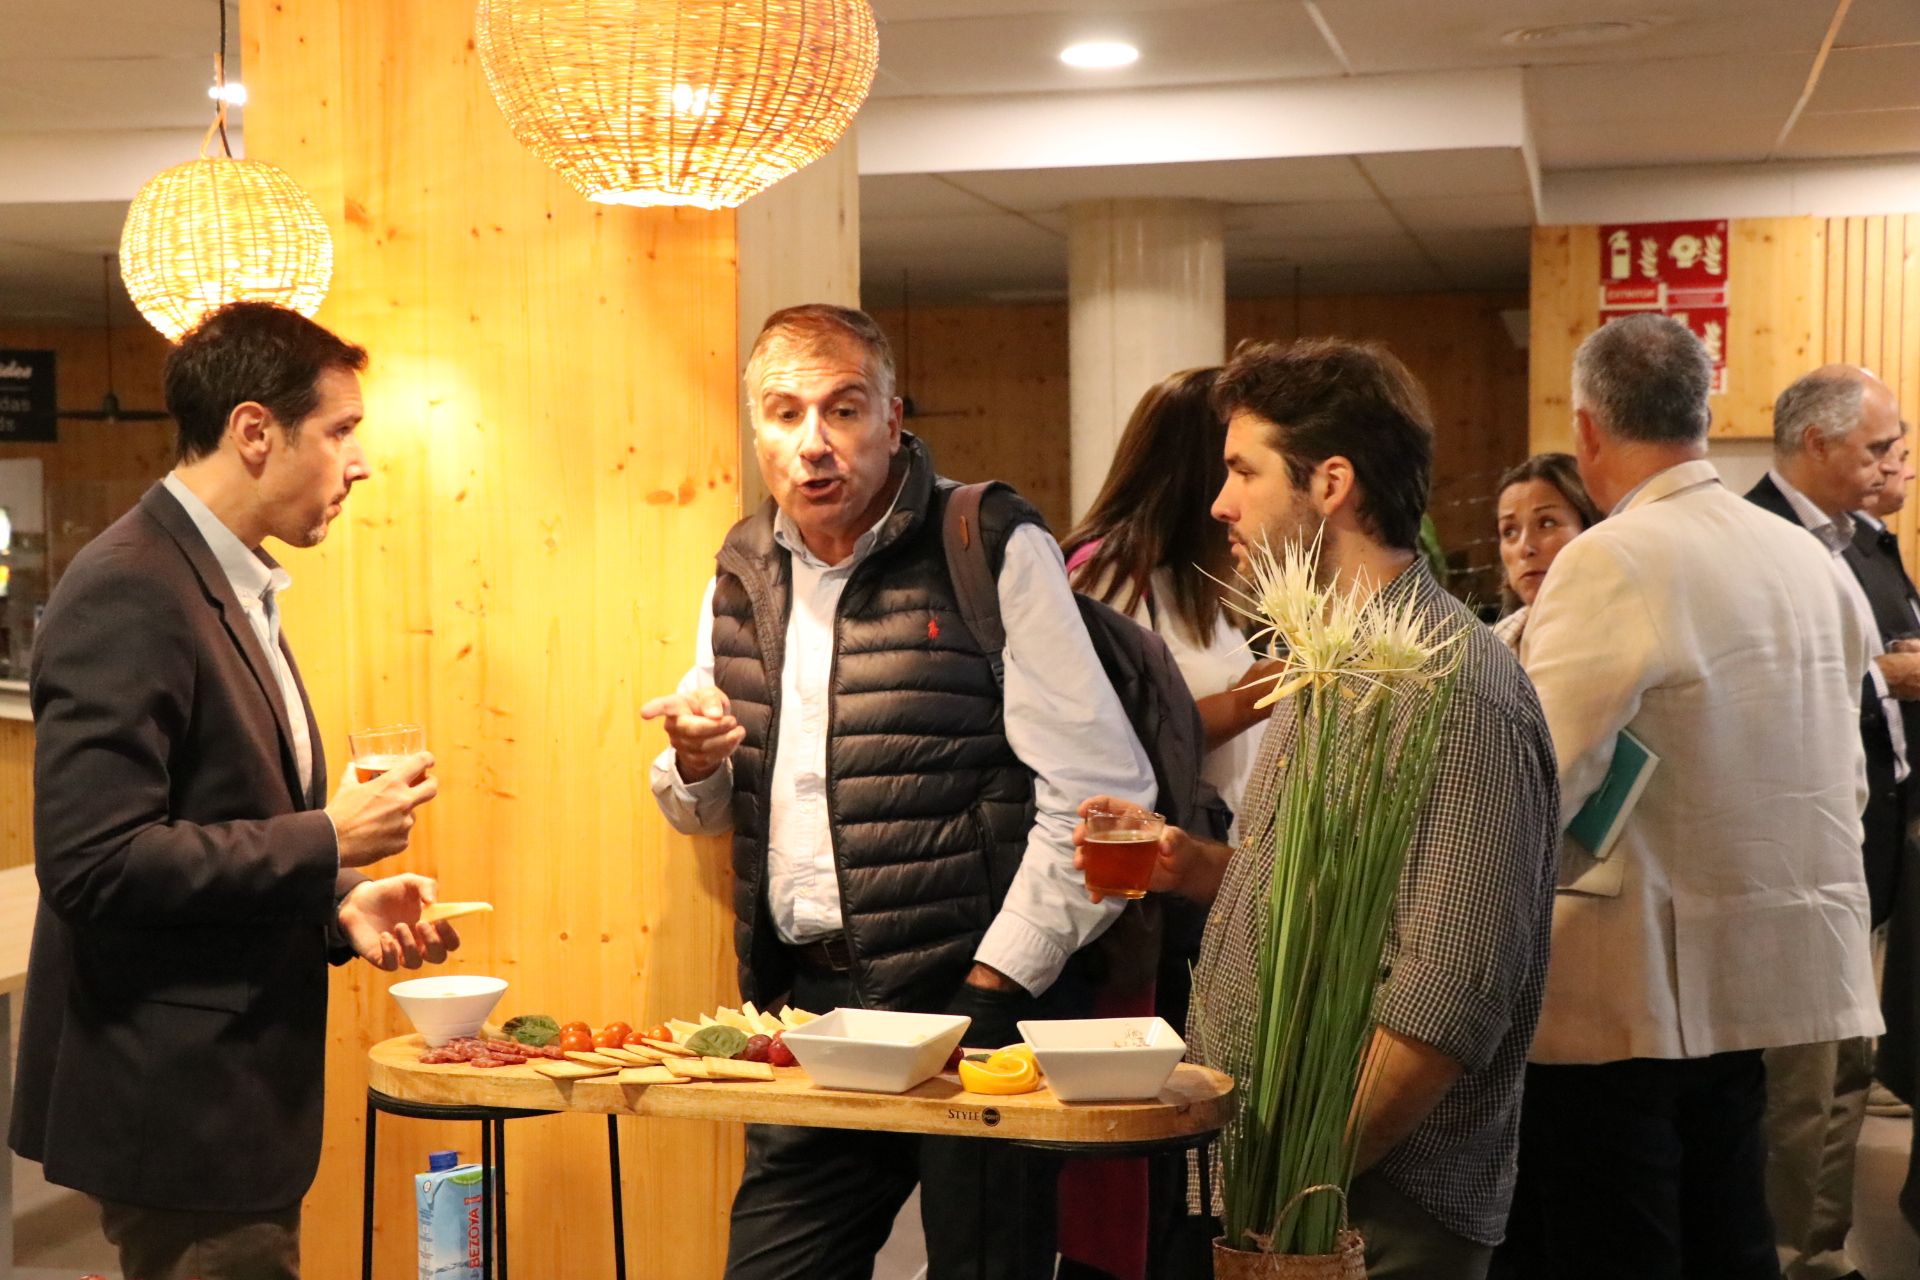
[790, 933, 853, 974]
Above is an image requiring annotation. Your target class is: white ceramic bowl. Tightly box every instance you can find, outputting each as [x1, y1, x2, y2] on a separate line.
[1017, 1016, 1188, 1102]
[389, 974, 508, 1047]
[781, 1009, 971, 1094]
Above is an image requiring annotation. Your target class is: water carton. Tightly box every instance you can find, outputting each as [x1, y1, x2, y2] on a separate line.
[416, 1149, 484, 1280]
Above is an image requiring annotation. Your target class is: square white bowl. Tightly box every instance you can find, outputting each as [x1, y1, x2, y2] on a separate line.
[780, 1008, 972, 1094]
[1017, 1016, 1188, 1102]
[389, 974, 508, 1047]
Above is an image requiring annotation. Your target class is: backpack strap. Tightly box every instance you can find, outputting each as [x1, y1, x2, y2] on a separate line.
[942, 481, 1009, 682]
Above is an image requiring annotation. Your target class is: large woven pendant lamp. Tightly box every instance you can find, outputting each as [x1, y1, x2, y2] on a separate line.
[475, 0, 880, 210]
[119, 1, 333, 341]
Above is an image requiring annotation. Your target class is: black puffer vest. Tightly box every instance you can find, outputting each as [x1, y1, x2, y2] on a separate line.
[713, 435, 1039, 1012]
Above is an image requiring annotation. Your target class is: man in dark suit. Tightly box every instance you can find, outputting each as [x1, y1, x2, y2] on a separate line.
[7, 302, 452, 1280]
[1747, 364, 1913, 1280]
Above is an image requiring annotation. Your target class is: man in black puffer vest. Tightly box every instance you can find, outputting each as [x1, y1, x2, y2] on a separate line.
[645, 305, 1157, 1279]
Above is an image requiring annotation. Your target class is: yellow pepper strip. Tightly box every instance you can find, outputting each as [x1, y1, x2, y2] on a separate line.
[957, 1045, 1042, 1095]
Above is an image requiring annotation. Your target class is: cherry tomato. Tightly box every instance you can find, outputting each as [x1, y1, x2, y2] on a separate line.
[646, 1024, 672, 1044]
[623, 1029, 653, 1048]
[559, 1021, 590, 1038]
[558, 1027, 594, 1053]
[593, 1027, 624, 1048]
[603, 1021, 633, 1043]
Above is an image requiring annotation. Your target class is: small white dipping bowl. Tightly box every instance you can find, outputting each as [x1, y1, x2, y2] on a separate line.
[781, 1008, 971, 1094]
[389, 974, 508, 1047]
[1017, 1016, 1187, 1102]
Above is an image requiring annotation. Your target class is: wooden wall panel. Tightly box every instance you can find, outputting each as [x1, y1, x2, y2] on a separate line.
[0, 322, 174, 581]
[242, 2, 744, 1277]
[1528, 218, 1823, 450]
[0, 721, 31, 871]
[1531, 214, 1920, 581]
[872, 290, 1527, 594]
[869, 302, 1073, 530]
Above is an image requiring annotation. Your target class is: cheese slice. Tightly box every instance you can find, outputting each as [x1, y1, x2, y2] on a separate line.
[665, 1019, 703, 1042]
[619, 1066, 686, 1085]
[663, 1057, 715, 1080]
[563, 1050, 626, 1068]
[419, 901, 493, 924]
[703, 1057, 774, 1082]
[641, 1037, 697, 1058]
[533, 1059, 616, 1080]
[713, 1006, 755, 1032]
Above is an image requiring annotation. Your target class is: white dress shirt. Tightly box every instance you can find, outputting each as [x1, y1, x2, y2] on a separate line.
[1112, 568, 1261, 841]
[163, 473, 314, 793]
[651, 509, 1157, 996]
[1521, 460, 1881, 1062]
[1767, 468, 1907, 779]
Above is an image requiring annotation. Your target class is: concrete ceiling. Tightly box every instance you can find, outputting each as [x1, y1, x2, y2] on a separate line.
[0, 0, 1916, 322]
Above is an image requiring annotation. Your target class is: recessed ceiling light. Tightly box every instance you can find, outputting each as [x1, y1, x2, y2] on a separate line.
[1499, 19, 1658, 48]
[1060, 41, 1139, 70]
[207, 82, 249, 106]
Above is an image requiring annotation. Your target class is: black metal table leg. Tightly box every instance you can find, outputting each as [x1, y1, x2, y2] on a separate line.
[362, 1096, 378, 1280]
[496, 1115, 510, 1280]
[608, 1115, 628, 1280]
[480, 1117, 494, 1279]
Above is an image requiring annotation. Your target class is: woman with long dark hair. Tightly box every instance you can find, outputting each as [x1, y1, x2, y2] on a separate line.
[1491, 452, 1603, 652]
[1062, 366, 1276, 834]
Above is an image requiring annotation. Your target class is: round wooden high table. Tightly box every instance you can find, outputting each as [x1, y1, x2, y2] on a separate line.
[365, 1033, 1236, 1280]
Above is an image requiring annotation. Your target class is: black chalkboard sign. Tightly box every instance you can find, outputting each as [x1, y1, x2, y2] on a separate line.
[0, 350, 56, 443]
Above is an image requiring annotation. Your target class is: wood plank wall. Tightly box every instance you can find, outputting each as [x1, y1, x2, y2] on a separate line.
[1528, 218, 1825, 449]
[241, 2, 745, 1276]
[871, 290, 1529, 594]
[0, 322, 174, 581]
[1530, 215, 1920, 576]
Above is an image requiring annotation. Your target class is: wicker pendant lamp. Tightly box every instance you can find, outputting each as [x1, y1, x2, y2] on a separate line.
[475, 0, 880, 210]
[119, 1, 333, 341]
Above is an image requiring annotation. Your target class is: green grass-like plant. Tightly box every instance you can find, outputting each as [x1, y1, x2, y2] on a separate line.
[1212, 534, 1462, 1255]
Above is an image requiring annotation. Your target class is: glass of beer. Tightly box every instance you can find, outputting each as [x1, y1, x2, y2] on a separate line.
[346, 723, 425, 783]
[1082, 805, 1167, 900]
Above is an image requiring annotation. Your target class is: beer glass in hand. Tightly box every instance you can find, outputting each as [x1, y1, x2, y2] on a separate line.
[347, 723, 426, 783]
[1081, 804, 1167, 900]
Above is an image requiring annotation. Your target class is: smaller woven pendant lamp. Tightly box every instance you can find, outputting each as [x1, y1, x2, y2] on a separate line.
[475, 0, 880, 210]
[119, 1, 333, 341]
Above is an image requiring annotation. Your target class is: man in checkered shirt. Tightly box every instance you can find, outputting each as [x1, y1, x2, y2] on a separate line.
[1078, 338, 1559, 1277]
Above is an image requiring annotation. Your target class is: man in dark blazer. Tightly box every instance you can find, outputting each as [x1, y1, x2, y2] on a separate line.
[7, 302, 452, 1280]
[1747, 364, 1913, 1280]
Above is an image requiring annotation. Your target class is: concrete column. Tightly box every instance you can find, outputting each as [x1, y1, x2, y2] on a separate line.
[1068, 198, 1225, 522]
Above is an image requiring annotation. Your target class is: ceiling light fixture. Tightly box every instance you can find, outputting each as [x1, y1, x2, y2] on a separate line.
[1499, 19, 1658, 48]
[206, 82, 248, 106]
[119, 0, 332, 340]
[475, 0, 879, 210]
[1060, 41, 1139, 70]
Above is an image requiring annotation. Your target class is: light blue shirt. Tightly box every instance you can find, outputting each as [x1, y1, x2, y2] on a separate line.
[162, 473, 315, 793]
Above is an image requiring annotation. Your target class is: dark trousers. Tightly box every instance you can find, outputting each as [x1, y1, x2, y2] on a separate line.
[1493, 1052, 1776, 1280]
[723, 966, 1087, 1280]
[97, 1199, 301, 1280]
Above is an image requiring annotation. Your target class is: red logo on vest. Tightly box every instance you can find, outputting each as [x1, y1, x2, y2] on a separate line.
[927, 618, 940, 641]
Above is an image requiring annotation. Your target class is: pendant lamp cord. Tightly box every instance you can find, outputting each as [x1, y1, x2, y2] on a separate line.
[200, 0, 234, 159]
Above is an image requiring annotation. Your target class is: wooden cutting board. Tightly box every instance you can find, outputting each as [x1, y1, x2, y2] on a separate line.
[369, 1034, 1235, 1146]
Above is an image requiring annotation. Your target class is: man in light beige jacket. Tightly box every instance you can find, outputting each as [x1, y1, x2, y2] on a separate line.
[1514, 314, 1879, 1279]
